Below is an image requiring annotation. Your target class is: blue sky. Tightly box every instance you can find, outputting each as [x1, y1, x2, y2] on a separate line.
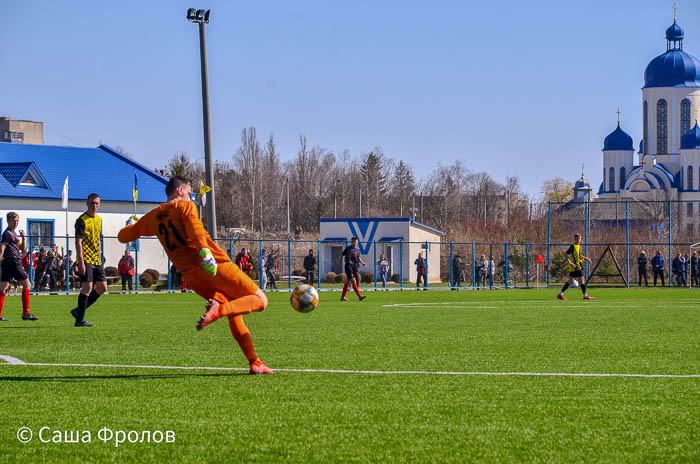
[2, 0, 699, 197]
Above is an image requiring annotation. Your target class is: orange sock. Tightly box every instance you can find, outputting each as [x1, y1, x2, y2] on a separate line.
[219, 295, 265, 318]
[228, 315, 257, 364]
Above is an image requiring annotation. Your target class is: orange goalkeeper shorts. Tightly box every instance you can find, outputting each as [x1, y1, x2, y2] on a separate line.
[183, 262, 259, 304]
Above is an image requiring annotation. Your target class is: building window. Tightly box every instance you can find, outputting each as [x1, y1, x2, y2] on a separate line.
[688, 166, 694, 190]
[620, 167, 627, 189]
[657, 99, 667, 154]
[27, 220, 54, 249]
[3, 131, 24, 143]
[681, 99, 691, 138]
[608, 167, 615, 191]
[643, 101, 648, 155]
[687, 202, 694, 218]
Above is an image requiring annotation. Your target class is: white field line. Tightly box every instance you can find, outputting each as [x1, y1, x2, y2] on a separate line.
[0, 355, 26, 365]
[0, 357, 698, 379]
[381, 301, 696, 308]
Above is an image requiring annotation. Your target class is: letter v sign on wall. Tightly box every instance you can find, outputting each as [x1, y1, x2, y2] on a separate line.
[347, 220, 378, 254]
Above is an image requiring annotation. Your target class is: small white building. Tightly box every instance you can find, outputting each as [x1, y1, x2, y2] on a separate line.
[319, 218, 444, 283]
[0, 142, 170, 274]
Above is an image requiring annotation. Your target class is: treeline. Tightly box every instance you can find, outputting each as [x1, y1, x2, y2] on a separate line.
[164, 127, 543, 242]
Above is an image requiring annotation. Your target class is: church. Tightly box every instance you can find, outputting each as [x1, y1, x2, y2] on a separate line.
[572, 13, 700, 234]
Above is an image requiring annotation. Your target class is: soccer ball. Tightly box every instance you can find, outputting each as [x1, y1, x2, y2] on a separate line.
[571, 279, 579, 288]
[290, 284, 319, 313]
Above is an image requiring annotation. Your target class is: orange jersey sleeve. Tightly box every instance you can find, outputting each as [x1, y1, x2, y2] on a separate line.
[119, 201, 230, 274]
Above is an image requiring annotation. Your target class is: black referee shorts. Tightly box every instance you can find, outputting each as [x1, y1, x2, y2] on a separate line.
[1, 260, 28, 282]
[80, 263, 107, 283]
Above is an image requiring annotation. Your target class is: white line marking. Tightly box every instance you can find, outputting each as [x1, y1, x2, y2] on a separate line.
[0, 358, 697, 379]
[0, 355, 26, 365]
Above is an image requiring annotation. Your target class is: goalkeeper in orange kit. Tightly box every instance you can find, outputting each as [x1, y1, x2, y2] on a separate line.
[118, 176, 273, 374]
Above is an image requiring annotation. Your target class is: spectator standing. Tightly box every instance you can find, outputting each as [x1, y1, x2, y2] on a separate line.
[303, 249, 316, 285]
[235, 248, 250, 272]
[415, 252, 427, 289]
[672, 252, 686, 287]
[487, 256, 496, 287]
[452, 255, 464, 288]
[477, 255, 487, 287]
[377, 254, 389, 289]
[691, 251, 699, 287]
[259, 248, 268, 289]
[34, 248, 50, 291]
[265, 247, 280, 290]
[637, 251, 649, 286]
[118, 250, 135, 293]
[651, 251, 665, 287]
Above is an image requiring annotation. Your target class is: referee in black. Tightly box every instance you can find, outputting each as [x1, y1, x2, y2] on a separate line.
[70, 193, 107, 327]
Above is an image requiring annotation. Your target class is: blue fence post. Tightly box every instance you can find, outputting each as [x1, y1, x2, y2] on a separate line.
[317, 238, 321, 288]
[668, 199, 672, 288]
[370, 240, 375, 289]
[134, 244, 139, 293]
[167, 258, 171, 292]
[546, 201, 551, 287]
[585, 201, 589, 279]
[489, 244, 493, 288]
[626, 200, 630, 287]
[229, 238, 233, 260]
[525, 243, 529, 288]
[504, 242, 509, 289]
[471, 241, 475, 288]
[399, 240, 404, 290]
[449, 241, 454, 289]
[425, 241, 429, 289]
[287, 237, 292, 290]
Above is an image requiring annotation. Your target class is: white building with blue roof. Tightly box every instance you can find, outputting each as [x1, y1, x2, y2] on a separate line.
[0, 142, 170, 274]
[592, 16, 700, 233]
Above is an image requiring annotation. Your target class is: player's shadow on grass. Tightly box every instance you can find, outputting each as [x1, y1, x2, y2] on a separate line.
[0, 372, 248, 382]
[0, 326, 68, 329]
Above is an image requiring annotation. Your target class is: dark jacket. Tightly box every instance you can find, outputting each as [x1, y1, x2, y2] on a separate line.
[414, 257, 426, 272]
[303, 255, 316, 271]
[672, 257, 685, 274]
[651, 255, 665, 271]
[637, 255, 648, 270]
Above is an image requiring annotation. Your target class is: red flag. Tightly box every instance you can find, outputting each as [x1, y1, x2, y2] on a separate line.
[536, 253, 544, 263]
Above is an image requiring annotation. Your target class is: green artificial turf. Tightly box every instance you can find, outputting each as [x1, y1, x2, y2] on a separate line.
[0, 288, 698, 463]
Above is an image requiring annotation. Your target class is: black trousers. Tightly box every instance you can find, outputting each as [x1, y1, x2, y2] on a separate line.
[653, 269, 664, 286]
[305, 269, 315, 284]
[121, 273, 133, 291]
[638, 268, 648, 286]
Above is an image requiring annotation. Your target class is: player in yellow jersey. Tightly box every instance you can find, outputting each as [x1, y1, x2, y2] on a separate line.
[70, 194, 107, 327]
[557, 233, 594, 301]
[118, 176, 272, 374]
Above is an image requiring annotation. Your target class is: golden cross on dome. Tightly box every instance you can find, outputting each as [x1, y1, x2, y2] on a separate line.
[617, 108, 621, 124]
[673, 3, 677, 22]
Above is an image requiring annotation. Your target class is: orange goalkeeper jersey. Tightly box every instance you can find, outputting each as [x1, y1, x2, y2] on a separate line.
[118, 200, 230, 274]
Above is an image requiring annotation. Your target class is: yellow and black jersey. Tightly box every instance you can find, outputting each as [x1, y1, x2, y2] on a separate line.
[566, 244, 582, 272]
[75, 212, 102, 266]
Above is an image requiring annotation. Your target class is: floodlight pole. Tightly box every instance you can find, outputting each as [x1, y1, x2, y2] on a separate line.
[188, 9, 217, 238]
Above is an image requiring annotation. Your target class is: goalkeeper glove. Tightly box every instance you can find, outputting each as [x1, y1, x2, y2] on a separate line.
[199, 248, 218, 277]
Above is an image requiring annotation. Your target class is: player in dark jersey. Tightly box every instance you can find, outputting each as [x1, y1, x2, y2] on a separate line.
[69, 193, 107, 327]
[0, 212, 38, 321]
[557, 233, 594, 301]
[338, 237, 366, 301]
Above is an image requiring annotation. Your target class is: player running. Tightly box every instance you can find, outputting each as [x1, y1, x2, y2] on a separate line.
[0, 212, 38, 321]
[117, 176, 272, 375]
[69, 193, 108, 327]
[557, 233, 594, 301]
[338, 237, 366, 301]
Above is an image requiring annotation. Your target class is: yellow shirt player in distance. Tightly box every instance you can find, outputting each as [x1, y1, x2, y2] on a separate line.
[557, 233, 594, 301]
[118, 176, 273, 375]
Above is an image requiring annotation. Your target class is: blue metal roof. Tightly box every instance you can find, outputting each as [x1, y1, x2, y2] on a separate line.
[666, 21, 684, 41]
[0, 162, 32, 186]
[603, 123, 634, 151]
[681, 122, 700, 149]
[0, 143, 167, 203]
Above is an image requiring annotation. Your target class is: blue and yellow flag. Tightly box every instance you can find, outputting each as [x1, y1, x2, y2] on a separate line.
[132, 172, 139, 203]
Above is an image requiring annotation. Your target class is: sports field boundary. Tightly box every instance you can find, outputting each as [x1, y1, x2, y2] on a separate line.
[1, 356, 697, 379]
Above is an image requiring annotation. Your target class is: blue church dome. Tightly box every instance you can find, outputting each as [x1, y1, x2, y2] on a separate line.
[638, 139, 644, 154]
[603, 123, 634, 151]
[665, 21, 684, 41]
[681, 122, 700, 149]
[644, 21, 700, 88]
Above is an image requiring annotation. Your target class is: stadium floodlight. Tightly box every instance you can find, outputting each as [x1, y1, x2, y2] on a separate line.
[186, 7, 217, 237]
